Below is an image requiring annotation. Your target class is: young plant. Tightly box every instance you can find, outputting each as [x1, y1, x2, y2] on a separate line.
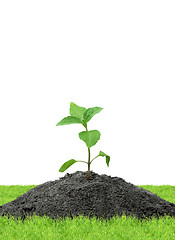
[56, 102, 110, 180]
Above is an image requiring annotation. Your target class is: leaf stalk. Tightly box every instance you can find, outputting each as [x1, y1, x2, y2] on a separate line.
[76, 160, 88, 164]
[90, 154, 100, 164]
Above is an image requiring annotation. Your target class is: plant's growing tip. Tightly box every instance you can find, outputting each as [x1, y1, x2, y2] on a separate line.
[56, 102, 110, 180]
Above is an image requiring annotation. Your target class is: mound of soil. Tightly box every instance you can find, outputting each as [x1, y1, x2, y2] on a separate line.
[0, 171, 175, 221]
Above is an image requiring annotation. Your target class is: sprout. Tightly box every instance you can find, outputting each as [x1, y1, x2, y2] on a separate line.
[56, 102, 110, 180]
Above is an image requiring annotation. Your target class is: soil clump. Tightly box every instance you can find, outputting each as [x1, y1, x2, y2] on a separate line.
[0, 171, 175, 221]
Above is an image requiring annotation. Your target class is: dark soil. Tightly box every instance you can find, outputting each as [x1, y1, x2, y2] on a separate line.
[0, 171, 175, 222]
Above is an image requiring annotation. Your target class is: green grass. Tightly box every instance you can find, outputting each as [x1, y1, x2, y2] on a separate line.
[0, 184, 175, 239]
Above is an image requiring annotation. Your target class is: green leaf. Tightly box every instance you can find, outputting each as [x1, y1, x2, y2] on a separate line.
[70, 102, 86, 120]
[56, 116, 82, 126]
[79, 130, 101, 148]
[59, 159, 77, 172]
[83, 107, 103, 122]
[99, 151, 110, 167]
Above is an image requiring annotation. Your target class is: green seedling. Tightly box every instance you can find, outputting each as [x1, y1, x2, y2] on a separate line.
[56, 102, 110, 180]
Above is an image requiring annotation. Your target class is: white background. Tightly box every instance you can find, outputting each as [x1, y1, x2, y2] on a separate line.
[0, 1, 175, 186]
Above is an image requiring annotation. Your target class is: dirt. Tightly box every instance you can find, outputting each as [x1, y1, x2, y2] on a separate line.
[0, 171, 175, 222]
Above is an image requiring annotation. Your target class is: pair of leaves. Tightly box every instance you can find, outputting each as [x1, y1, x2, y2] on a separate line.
[56, 102, 102, 148]
[56, 102, 103, 126]
[59, 151, 110, 172]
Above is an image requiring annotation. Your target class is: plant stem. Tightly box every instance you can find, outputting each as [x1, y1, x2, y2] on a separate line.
[84, 124, 91, 180]
[87, 147, 90, 180]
